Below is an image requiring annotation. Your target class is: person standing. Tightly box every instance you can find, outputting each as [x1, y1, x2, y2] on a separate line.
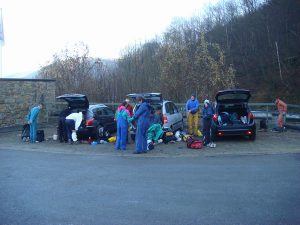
[125, 98, 133, 117]
[65, 111, 84, 144]
[27, 103, 43, 143]
[129, 96, 151, 154]
[58, 106, 71, 142]
[202, 99, 216, 147]
[275, 98, 287, 131]
[115, 102, 130, 150]
[186, 94, 200, 135]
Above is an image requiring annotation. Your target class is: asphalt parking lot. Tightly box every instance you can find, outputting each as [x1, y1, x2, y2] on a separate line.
[1, 126, 300, 225]
[0, 125, 299, 157]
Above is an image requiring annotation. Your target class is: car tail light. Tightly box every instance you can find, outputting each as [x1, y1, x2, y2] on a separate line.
[248, 112, 254, 120]
[246, 131, 252, 135]
[86, 118, 94, 126]
[218, 132, 223, 136]
[213, 114, 218, 122]
[163, 114, 168, 124]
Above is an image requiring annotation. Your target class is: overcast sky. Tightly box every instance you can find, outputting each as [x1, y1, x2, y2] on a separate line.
[0, 0, 216, 76]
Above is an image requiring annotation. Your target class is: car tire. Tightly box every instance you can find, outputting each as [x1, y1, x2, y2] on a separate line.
[96, 125, 104, 139]
[249, 129, 256, 141]
[104, 129, 110, 138]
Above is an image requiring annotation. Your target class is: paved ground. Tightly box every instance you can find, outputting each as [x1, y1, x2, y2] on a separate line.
[0, 149, 300, 225]
[0, 125, 299, 157]
[1, 126, 300, 224]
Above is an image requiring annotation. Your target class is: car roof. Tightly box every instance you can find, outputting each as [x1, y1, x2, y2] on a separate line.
[89, 104, 108, 109]
[127, 93, 163, 102]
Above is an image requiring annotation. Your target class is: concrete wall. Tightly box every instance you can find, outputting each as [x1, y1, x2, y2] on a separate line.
[0, 78, 56, 128]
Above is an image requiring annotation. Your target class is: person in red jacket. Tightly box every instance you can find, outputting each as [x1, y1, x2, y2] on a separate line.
[125, 98, 133, 117]
[275, 98, 287, 131]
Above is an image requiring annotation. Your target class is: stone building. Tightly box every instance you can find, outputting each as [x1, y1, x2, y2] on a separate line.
[0, 78, 56, 128]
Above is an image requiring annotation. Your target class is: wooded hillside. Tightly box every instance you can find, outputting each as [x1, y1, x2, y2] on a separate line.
[38, 0, 300, 103]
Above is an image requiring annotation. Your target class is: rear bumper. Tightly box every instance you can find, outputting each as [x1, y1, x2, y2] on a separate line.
[77, 126, 97, 138]
[212, 123, 256, 136]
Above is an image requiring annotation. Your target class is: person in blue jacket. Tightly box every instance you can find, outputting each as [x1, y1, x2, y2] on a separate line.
[202, 99, 216, 147]
[27, 103, 43, 143]
[115, 102, 130, 150]
[186, 94, 200, 135]
[129, 96, 151, 154]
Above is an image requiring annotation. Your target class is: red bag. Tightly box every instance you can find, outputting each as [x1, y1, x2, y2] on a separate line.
[186, 137, 203, 149]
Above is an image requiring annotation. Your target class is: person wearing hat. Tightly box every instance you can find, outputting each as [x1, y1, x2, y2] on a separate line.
[186, 94, 200, 135]
[202, 99, 216, 147]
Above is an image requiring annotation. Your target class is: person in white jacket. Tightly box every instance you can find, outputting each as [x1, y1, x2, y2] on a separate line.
[65, 111, 84, 144]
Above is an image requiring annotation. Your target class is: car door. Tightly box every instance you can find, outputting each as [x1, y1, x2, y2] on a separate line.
[171, 102, 183, 130]
[164, 102, 176, 130]
[102, 107, 116, 132]
[93, 107, 106, 126]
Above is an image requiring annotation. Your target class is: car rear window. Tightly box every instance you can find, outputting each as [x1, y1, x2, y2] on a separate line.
[218, 93, 249, 101]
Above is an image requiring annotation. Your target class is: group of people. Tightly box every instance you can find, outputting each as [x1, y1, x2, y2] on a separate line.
[25, 96, 288, 148]
[186, 94, 216, 147]
[115, 97, 161, 154]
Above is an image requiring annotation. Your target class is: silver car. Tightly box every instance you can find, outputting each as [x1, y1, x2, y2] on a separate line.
[127, 93, 184, 131]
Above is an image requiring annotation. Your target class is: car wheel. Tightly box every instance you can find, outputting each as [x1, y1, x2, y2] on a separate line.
[104, 130, 110, 138]
[96, 125, 104, 138]
[249, 129, 256, 141]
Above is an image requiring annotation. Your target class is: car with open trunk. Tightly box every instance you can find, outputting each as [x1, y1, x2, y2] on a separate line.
[56, 94, 116, 141]
[127, 93, 184, 140]
[211, 89, 256, 141]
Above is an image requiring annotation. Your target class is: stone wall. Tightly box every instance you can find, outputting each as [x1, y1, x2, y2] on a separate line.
[0, 78, 56, 128]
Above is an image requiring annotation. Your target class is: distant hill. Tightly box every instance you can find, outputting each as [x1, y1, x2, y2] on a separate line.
[3, 58, 116, 79]
[3, 71, 38, 79]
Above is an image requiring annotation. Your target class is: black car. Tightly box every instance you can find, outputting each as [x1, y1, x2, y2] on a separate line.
[211, 89, 256, 141]
[56, 94, 116, 141]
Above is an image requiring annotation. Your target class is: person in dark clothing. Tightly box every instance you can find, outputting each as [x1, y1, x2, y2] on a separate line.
[58, 107, 71, 142]
[202, 99, 216, 148]
[150, 105, 163, 126]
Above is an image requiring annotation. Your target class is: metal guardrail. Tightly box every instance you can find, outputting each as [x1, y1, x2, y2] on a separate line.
[52, 101, 300, 123]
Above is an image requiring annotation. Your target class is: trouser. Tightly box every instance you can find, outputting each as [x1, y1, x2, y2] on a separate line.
[187, 112, 199, 135]
[65, 119, 75, 141]
[277, 112, 284, 128]
[58, 117, 68, 142]
[29, 121, 37, 143]
[203, 118, 212, 145]
[116, 121, 128, 150]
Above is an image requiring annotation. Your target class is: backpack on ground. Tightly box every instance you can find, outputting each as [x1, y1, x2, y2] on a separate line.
[37, 130, 45, 142]
[21, 124, 30, 141]
[186, 136, 203, 149]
